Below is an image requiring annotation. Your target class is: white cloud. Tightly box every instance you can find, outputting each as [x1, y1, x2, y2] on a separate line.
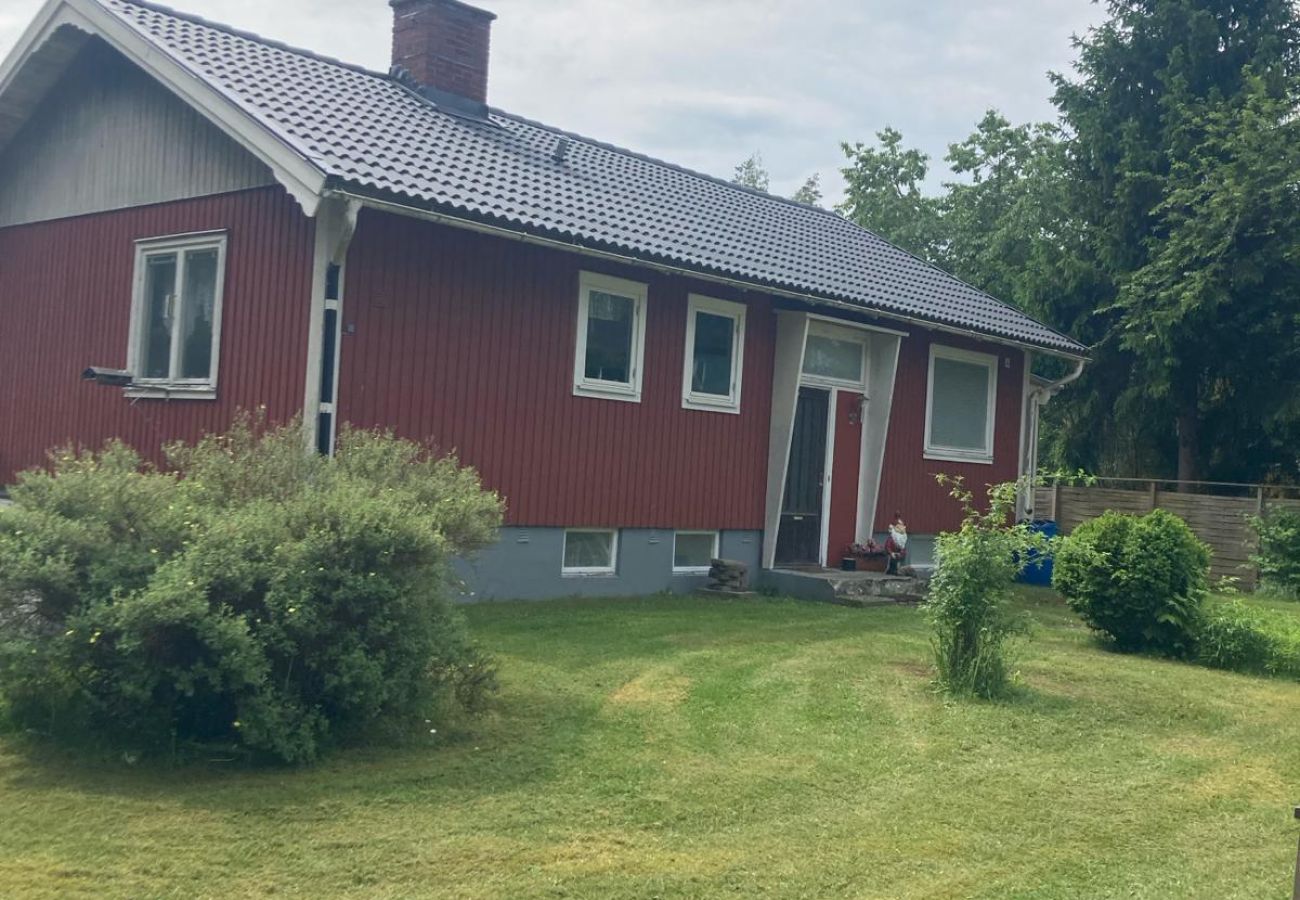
[0, 0, 1103, 202]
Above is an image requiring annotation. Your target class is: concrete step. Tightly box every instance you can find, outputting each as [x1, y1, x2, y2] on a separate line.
[762, 568, 931, 607]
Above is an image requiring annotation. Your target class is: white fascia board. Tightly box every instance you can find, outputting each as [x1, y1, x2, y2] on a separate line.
[2, 0, 327, 216]
[0, 0, 68, 92]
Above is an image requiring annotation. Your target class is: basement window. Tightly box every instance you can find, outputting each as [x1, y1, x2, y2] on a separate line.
[127, 232, 228, 398]
[562, 529, 619, 575]
[682, 295, 745, 413]
[924, 344, 999, 464]
[673, 531, 719, 574]
[573, 272, 647, 402]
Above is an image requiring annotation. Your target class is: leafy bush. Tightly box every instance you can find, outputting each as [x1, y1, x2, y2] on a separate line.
[1053, 509, 1211, 657]
[1251, 508, 1300, 598]
[928, 477, 1045, 699]
[0, 415, 503, 763]
[1196, 599, 1300, 680]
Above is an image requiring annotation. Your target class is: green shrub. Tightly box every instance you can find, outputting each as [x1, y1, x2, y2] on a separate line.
[1053, 509, 1211, 657]
[0, 415, 503, 763]
[1196, 599, 1300, 680]
[928, 477, 1044, 699]
[1251, 508, 1300, 598]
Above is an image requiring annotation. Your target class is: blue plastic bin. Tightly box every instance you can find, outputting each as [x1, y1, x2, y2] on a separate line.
[1019, 520, 1058, 586]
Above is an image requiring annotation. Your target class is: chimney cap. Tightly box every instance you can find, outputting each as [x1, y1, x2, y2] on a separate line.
[389, 0, 497, 23]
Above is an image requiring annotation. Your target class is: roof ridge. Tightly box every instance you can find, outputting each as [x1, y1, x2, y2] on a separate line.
[113, 0, 867, 227]
[101, 0, 392, 80]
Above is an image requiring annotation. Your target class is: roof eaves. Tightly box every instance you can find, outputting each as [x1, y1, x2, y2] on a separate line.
[331, 180, 1090, 358]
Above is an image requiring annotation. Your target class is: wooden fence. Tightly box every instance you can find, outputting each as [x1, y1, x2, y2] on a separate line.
[1032, 478, 1300, 589]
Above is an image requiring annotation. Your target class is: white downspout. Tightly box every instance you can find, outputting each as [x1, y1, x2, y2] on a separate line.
[1025, 357, 1086, 519]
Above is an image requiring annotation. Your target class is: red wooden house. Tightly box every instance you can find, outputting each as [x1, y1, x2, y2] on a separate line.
[0, 0, 1087, 599]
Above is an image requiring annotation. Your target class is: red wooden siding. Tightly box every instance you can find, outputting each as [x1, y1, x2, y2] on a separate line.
[337, 210, 776, 530]
[874, 331, 1024, 534]
[0, 187, 313, 484]
[828, 390, 864, 557]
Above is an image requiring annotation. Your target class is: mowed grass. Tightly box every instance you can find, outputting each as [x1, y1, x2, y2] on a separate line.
[3, 589, 1300, 899]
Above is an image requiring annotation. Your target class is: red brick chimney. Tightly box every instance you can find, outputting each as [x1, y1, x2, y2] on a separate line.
[389, 0, 496, 107]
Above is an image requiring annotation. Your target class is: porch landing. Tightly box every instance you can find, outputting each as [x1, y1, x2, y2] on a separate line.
[762, 567, 932, 608]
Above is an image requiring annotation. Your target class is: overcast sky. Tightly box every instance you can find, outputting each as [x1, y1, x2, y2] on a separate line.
[0, 0, 1104, 203]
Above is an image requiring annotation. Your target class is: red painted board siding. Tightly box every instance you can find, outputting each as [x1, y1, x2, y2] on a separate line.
[336, 210, 776, 530]
[828, 390, 864, 559]
[874, 331, 1024, 535]
[0, 187, 314, 484]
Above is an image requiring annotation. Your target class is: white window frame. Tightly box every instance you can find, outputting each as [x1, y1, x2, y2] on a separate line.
[800, 321, 868, 390]
[924, 344, 1000, 465]
[573, 272, 648, 403]
[672, 530, 720, 574]
[682, 295, 745, 413]
[562, 528, 619, 576]
[126, 231, 228, 399]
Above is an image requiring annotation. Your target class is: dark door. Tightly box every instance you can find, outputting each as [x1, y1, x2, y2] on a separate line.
[775, 387, 829, 566]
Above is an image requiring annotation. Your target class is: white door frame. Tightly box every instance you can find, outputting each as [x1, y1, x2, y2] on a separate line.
[798, 324, 871, 567]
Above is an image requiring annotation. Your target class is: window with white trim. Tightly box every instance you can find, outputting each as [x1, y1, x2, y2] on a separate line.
[924, 344, 999, 463]
[573, 272, 647, 402]
[562, 529, 619, 575]
[682, 295, 745, 413]
[128, 232, 227, 396]
[802, 324, 866, 387]
[673, 531, 719, 573]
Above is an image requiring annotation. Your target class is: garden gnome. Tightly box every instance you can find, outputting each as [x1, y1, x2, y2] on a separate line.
[885, 512, 908, 574]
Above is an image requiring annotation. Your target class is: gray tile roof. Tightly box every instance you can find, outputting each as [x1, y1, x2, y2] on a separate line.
[99, 0, 1086, 355]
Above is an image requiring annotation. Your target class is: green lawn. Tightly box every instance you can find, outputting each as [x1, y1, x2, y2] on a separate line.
[3, 589, 1300, 899]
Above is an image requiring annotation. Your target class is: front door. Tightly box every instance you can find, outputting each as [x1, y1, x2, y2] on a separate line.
[775, 386, 829, 566]
[827, 390, 865, 565]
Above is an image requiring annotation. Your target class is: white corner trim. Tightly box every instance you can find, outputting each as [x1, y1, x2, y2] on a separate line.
[301, 197, 361, 451]
[681, 294, 745, 414]
[1, 1, 328, 215]
[572, 271, 647, 403]
[923, 343, 999, 464]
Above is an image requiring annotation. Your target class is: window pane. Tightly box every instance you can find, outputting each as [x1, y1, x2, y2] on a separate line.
[803, 334, 862, 382]
[691, 312, 735, 397]
[564, 531, 614, 570]
[930, 356, 991, 451]
[674, 532, 716, 570]
[179, 249, 218, 380]
[142, 254, 177, 379]
[584, 291, 634, 383]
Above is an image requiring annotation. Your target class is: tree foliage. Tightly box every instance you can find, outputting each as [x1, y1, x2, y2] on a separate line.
[734, 152, 824, 207]
[837, 0, 1300, 484]
[732, 152, 771, 192]
[790, 173, 823, 207]
[838, 128, 942, 259]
